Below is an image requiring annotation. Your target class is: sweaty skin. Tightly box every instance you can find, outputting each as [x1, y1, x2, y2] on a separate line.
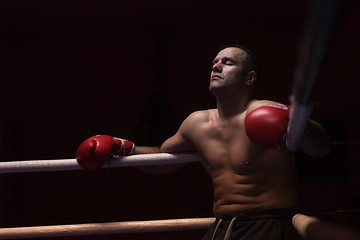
[160, 100, 298, 216]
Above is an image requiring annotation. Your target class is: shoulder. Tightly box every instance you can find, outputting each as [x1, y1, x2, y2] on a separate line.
[187, 109, 214, 121]
[246, 99, 287, 114]
[183, 109, 216, 125]
[179, 109, 214, 131]
[184, 109, 216, 123]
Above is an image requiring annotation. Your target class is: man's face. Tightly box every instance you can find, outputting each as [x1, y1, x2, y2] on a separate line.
[209, 47, 249, 93]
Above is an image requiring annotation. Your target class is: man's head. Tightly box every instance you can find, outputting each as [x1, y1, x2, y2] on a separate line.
[225, 44, 261, 83]
[209, 45, 261, 97]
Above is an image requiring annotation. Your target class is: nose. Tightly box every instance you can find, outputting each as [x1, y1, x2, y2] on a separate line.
[212, 61, 222, 72]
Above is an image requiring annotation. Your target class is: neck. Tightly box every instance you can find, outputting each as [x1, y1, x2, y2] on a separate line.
[216, 94, 252, 119]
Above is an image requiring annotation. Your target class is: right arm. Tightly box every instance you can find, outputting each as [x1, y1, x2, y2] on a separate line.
[132, 128, 196, 154]
[134, 111, 199, 154]
[76, 112, 199, 171]
[160, 112, 199, 153]
[134, 113, 199, 174]
[133, 146, 161, 154]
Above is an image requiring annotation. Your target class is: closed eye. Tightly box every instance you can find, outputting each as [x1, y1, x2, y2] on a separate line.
[223, 57, 236, 65]
[212, 57, 236, 66]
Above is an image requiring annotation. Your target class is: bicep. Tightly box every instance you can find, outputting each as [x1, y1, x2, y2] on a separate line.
[160, 131, 196, 153]
[160, 113, 199, 153]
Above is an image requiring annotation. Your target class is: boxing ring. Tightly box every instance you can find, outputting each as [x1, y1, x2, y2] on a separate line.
[0, 154, 358, 239]
[0, 153, 217, 240]
[1, 0, 357, 239]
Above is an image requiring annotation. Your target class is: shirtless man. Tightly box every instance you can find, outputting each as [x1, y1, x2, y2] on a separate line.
[76, 45, 331, 239]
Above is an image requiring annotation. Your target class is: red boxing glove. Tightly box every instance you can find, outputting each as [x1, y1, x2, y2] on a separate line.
[76, 135, 135, 171]
[245, 104, 290, 148]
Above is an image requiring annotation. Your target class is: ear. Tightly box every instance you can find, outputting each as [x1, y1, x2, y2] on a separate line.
[246, 71, 257, 87]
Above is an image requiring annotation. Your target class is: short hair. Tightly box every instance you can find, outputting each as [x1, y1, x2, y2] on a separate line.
[220, 44, 261, 84]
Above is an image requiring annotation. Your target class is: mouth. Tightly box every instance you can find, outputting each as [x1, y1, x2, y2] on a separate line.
[211, 74, 223, 80]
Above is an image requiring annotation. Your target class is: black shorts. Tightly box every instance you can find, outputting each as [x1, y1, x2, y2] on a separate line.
[201, 209, 300, 240]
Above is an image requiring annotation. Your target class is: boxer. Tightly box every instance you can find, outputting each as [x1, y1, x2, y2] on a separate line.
[76, 45, 330, 239]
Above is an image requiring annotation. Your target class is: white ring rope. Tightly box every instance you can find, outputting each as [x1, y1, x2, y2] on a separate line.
[0, 217, 216, 239]
[0, 153, 199, 173]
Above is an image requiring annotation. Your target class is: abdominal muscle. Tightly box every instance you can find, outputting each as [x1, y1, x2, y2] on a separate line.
[198, 148, 298, 217]
[211, 169, 298, 216]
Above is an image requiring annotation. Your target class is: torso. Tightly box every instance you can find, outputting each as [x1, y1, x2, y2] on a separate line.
[185, 106, 298, 217]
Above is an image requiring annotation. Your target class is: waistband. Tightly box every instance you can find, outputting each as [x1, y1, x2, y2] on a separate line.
[215, 208, 297, 221]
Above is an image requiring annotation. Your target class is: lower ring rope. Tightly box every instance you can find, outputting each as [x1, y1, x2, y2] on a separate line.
[292, 213, 360, 240]
[0, 153, 199, 173]
[0, 217, 216, 239]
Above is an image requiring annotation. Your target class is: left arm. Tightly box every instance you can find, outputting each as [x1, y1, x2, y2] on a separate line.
[245, 100, 331, 157]
[298, 119, 331, 157]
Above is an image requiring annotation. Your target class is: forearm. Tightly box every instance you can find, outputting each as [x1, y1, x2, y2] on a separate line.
[133, 146, 161, 154]
[298, 120, 331, 157]
[133, 145, 187, 174]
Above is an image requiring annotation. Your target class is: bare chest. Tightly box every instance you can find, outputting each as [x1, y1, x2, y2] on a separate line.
[189, 118, 292, 177]
[190, 119, 254, 172]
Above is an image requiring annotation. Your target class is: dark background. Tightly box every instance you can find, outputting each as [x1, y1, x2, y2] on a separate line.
[0, 0, 359, 239]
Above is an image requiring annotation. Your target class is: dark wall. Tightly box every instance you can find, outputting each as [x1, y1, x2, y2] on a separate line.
[0, 0, 359, 238]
